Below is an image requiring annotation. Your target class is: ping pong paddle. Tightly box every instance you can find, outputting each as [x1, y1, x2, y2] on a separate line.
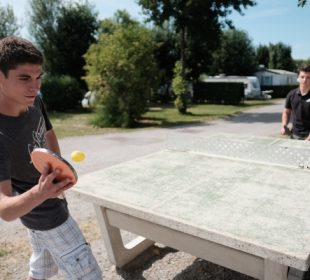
[31, 148, 78, 184]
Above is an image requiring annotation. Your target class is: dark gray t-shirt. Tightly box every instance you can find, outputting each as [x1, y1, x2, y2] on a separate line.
[0, 96, 68, 230]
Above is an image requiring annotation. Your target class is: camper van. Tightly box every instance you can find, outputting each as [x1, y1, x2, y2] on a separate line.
[201, 75, 263, 99]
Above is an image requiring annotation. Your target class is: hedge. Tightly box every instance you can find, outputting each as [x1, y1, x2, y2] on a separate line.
[193, 82, 244, 105]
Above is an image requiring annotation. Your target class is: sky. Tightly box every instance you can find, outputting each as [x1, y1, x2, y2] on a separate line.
[1, 0, 309, 59]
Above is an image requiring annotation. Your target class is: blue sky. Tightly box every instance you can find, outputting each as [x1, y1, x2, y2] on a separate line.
[1, 0, 309, 59]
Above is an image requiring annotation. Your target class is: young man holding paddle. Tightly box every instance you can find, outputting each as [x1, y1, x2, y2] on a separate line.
[0, 36, 102, 280]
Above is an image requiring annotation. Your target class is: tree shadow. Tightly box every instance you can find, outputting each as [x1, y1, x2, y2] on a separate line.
[173, 258, 255, 280]
[116, 245, 177, 280]
[224, 111, 281, 124]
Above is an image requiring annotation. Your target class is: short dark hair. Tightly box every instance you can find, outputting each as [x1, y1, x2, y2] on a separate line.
[0, 36, 43, 77]
[298, 64, 310, 74]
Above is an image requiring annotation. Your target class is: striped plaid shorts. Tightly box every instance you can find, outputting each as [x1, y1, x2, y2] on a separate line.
[27, 215, 102, 279]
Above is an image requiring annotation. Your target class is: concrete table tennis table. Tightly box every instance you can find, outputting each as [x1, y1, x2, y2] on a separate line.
[71, 134, 310, 280]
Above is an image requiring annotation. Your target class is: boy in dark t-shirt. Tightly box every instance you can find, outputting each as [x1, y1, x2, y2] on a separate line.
[281, 64, 310, 140]
[0, 37, 102, 279]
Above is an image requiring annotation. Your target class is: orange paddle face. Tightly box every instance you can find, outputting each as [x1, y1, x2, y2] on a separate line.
[31, 148, 78, 184]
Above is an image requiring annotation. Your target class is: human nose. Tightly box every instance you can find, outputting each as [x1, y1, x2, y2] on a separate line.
[29, 79, 41, 92]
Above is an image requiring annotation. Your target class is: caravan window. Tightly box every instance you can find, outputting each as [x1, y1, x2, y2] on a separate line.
[252, 80, 260, 89]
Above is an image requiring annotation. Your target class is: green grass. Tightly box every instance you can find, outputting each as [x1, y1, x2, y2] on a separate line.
[49, 100, 275, 138]
[0, 249, 8, 257]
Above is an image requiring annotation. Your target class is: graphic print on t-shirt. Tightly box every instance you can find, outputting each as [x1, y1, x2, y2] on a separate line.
[28, 117, 47, 163]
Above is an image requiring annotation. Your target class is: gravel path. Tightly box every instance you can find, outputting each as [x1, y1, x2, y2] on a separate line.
[2, 99, 308, 280]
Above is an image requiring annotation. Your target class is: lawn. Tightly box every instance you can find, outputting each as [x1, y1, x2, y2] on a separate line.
[49, 99, 275, 138]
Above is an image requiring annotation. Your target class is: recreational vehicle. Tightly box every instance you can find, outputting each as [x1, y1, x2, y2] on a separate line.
[201, 75, 264, 99]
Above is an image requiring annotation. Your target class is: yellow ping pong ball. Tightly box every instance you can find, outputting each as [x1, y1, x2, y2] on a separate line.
[71, 151, 85, 162]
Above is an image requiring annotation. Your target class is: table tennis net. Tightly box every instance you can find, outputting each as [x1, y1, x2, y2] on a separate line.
[166, 135, 310, 169]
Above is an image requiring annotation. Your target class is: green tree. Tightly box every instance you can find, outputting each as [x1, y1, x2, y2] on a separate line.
[53, 2, 98, 88]
[152, 21, 179, 84]
[172, 61, 188, 114]
[268, 42, 295, 71]
[84, 24, 158, 128]
[28, 0, 61, 73]
[138, 0, 256, 80]
[256, 44, 269, 68]
[99, 9, 139, 35]
[211, 29, 258, 75]
[298, 0, 307, 7]
[0, 4, 19, 38]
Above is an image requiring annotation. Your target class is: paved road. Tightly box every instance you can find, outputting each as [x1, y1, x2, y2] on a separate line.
[1, 99, 288, 279]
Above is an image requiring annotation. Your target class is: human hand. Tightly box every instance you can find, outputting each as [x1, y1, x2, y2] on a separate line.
[35, 165, 73, 200]
[281, 125, 290, 136]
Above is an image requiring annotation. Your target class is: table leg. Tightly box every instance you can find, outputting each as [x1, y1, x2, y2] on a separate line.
[264, 259, 288, 280]
[287, 268, 305, 280]
[94, 205, 154, 267]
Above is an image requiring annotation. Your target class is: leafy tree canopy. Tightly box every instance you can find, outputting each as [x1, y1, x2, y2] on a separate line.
[137, 0, 257, 80]
[211, 29, 258, 75]
[28, 0, 98, 89]
[298, 0, 307, 7]
[0, 4, 19, 38]
[268, 42, 295, 71]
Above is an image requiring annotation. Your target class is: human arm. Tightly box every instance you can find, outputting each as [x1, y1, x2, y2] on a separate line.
[0, 167, 72, 221]
[281, 108, 291, 135]
[46, 128, 61, 155]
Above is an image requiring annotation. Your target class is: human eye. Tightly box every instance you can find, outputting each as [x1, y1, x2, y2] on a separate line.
[18, 75, 30, 81]
[37, 73, 44, 80]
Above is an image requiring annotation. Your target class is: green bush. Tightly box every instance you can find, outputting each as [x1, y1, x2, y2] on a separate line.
[41, 75, 84, 111]
[83, 25, 158, 128]
[193, 82, 244, 105]
[172, 61, 188, 114]
[261, 85, 297, 99]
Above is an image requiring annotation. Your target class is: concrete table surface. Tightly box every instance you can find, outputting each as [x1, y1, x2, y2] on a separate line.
[71, 134, 310, 280]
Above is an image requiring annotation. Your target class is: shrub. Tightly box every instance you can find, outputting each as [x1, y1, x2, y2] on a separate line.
[41, 74, 84, 111]
[84, 24, 159, 127]
[261, 85, 297, 99]
[172, 61, 188, 114]
[193, 82, 244, 105]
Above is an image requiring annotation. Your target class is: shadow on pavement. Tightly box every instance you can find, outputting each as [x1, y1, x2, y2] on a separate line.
[116, 245, 177, 280]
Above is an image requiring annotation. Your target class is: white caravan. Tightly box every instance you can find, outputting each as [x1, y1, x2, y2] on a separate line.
[201, 75, 264, 99]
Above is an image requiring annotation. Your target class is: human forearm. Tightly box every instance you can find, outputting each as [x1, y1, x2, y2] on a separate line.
[282, 110, 290, 126]
[281, 109, 291, 135]
[0, 168, 73, 221]
[0, 186, 45, 221]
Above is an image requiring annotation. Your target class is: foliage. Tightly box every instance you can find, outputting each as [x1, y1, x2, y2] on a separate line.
[137, 0, 256, 80]
[41, 74, 84, 111]
[261, 85, 298, 99]
[0, 4, 19, 38]
[211, 29, 258, 75]
[99, 9, 140, 35]
[52, 2, 98, 89]
[298, 0, 307, 7]
[152, 21, 179, 85]
[193, 82, 244, 104]
[256, 44, 270, 67]
[28, 0, 98, 91]
[295, 59, 310, 71]
[172, 61, 188, 114]
[268, 43, 295, 71]
[28, 0, 62, 73]
[84, 24, 159, 127]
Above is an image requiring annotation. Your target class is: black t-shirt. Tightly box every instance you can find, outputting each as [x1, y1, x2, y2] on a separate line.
[0, 96, 68, 230]
[285, 88, 310, 137]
